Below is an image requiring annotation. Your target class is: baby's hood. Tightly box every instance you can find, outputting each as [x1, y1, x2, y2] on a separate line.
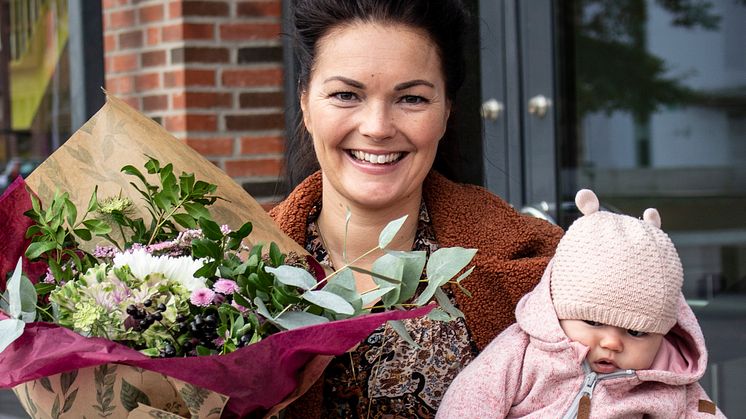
[516, 260, 709, 385]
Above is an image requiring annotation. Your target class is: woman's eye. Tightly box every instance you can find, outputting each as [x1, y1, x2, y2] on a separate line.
[627, 329, 647, 337]
[331, 92, 358, 101]
[583, 320, 602, 327]
[400, 95, 428, 105]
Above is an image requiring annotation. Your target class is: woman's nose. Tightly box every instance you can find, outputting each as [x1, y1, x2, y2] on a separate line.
[358, 102, 396, 140]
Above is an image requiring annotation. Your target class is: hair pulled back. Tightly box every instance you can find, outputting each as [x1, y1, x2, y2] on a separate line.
[286, 0, 471, 189]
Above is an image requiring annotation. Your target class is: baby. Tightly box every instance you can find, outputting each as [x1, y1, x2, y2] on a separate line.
[437, 189, 725, 418]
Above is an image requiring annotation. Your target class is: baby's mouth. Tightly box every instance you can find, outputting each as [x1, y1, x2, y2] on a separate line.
[348, 150, 404, 165]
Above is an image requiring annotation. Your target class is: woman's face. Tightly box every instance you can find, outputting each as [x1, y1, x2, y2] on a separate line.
[301, 22, 451, 210]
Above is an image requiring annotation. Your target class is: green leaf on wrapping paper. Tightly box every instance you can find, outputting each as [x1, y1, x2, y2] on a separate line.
[61, 370, 78, 395]
[387, 319, 419, 349]
[302, 290, 355, 315]
[266, 265, 316, 291]
[94, 364, 117, 417]
[120, 378, 151, 412]
[415, 247, 477, 306]
[208, 406, 224, 417]
[180, 383, 210, 414]
[51, 395, 61, 419]
[24, 383, 38, 415]
[378, 215, 407, 249]
[62, 388, 78, 414]
[40, 376, 54, 393]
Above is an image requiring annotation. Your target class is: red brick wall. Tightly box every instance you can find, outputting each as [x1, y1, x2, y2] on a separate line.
[102, 0, 286, 203]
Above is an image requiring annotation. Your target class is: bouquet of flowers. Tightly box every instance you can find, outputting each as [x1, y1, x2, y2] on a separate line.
[0, 95, 475, 418]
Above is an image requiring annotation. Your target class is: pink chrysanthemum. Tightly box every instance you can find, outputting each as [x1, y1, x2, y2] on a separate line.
[190, 287, 216, 307]
[213, 279, 239, 295]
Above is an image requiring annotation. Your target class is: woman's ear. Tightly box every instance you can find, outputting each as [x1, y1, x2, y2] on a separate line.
[300, 89, 311, 136]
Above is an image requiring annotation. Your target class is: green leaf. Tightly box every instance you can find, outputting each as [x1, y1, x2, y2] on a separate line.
[172, 213, 197, 229]
[199, 217, 223, 241]
[39, 376, 54, 393]
[415, 247, 477, 306]
[64, 198, 78, 229]
[302, 290, 354, 315]
[387, 319, 420, 349]
[179, 173, 196, 196]
[6, 258, 36, 322]
[82, 219, 112, 236]
[378, 215, 408, 249]
[34, 283, 57, 295]
[144, 157, 160, 174]
[371, 254, 405, 306]
[253, 297, 273, 321]
[25, 241, 58, 259]
[86, 186, 99, 213]
[0, 319, 25, 353]
[322, 268, 362, 313]
[51, 395, 61, 419]
[232, 293, 252, 310]
[183, 202, 210, 221]
[73, 228, 92, 241]
[93, 364, 117, 417]
[191, 239, 222, 260]
[266, 266, 316, 291]
[120, 379, 151, 412]
[386, 250, 426, 304]
[434, 288, 464, 320]
[360, 286, 397, 308]
[180, 383, 210, 415]
[274, 311, 329, 330]
[196, 345, 213, 356]
[426, 307, 452, 322]
[269, 242, 284, 267]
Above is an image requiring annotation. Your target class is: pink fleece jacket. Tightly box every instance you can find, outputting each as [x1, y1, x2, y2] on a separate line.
[437, 262, 726, 418]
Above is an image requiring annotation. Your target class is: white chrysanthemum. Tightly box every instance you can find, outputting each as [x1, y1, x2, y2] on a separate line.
[113, 248, 207, 291]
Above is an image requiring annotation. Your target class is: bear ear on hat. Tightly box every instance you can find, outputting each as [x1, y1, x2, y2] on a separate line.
[643, 208, 661, 228]
[575, 189, 600, 216]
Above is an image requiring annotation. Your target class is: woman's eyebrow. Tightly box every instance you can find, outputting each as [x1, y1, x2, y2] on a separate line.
[395, 80, 435, 91]
[323, 76, 365, 89]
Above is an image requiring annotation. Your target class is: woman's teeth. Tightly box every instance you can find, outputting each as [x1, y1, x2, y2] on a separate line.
[350, 150, 402, 164]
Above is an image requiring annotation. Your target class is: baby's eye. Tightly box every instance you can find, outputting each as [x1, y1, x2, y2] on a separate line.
[583, 320, 602, 326]
[627, 329, 647, 337]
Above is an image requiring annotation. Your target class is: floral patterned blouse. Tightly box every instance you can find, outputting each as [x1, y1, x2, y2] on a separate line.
[305, 202, 478, 418]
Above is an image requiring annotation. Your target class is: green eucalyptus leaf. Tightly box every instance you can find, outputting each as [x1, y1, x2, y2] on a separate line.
[371, 254, 405, 306]
[302, 290, 354, 315]
[360, 286, 397, 308]
[82, 219, 112, 236]
[426, 307, 452, 322]
[253, 297, 273, 320]
[378, 215, 408, 249]
[387, 319, 419, 349]
[0, 319, 25, 354]
[266, 266, 316, 291]
[415, 247, 477, 306]
[198, 218, 223, 241]
[274, 311, 329, 330]
[348, 266, 401, 284]
[456, 282, 473, 298]
[433, 288, 464, 320]
[386, 250, 426, 304]
[25, 241, 58, 260]
[322, 268, 362, 313]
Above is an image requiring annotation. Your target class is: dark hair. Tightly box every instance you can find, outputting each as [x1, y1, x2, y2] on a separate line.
[286, 0, 471, 189]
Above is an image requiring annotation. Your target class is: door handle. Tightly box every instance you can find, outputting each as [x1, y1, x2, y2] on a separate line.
[528, 95, 552, 118]
[481, 98, 504, 121]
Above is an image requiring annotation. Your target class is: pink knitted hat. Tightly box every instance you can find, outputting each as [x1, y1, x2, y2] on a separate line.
[550, 189, 684, 335]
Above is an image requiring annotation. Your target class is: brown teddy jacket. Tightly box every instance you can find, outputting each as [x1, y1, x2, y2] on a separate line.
[268, 171, 564, 417]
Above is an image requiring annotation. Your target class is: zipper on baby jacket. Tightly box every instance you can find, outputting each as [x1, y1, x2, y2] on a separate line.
[560, 361, 635, 419]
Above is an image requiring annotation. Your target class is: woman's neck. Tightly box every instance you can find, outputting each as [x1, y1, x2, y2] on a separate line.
[317, 179, 422, 275]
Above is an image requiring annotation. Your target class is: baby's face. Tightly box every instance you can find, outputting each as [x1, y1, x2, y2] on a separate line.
[560, 319, 664, 373]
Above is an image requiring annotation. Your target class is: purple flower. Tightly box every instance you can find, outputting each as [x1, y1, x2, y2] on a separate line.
[213, 279, 239, 295]
[220, 224, 231, 235]
[43, 268, 56, 284]
[190, 288, 216, 307]
[231, 300, 248, 313]
[93, 245, 118, 259]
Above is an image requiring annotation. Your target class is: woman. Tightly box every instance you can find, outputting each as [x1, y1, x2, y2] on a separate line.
[270, 0, 563, 417]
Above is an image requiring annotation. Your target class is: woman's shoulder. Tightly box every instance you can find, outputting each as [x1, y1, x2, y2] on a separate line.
[423, 171, 563, 252]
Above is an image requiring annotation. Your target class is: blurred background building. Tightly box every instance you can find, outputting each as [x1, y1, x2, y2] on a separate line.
[0, 0, 744, 417]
